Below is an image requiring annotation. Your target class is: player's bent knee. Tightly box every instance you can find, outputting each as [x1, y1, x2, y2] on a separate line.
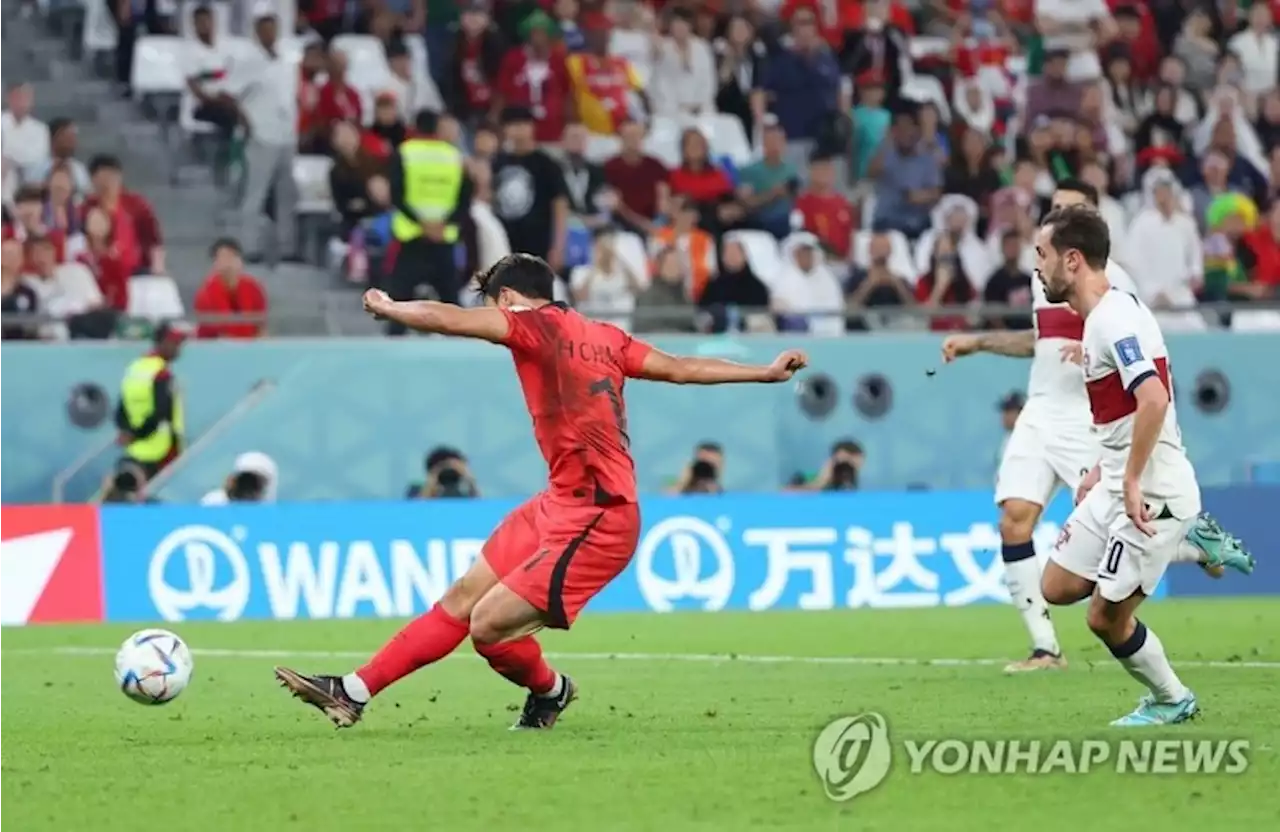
[998, 499, 1041, 542]
[1040, 563, 1092, 606]
[439, 560, 501, 619]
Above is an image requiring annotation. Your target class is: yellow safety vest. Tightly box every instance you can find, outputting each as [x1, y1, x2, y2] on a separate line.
[121, 355, 184, 463]
[392, 138, 464, 244]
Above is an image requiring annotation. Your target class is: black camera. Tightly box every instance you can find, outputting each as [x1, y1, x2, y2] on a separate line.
[102, 462, 146, 504]
[424, 446, 476, 498]
[828, 460, 858, 490]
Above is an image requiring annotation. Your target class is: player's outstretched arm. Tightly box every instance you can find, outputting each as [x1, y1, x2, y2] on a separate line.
[633, 347, 808, 385]
[941, 331, 1036, 362]
[362, 290, 510, 344]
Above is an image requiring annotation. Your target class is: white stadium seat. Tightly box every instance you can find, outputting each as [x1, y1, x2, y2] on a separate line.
[293, 155, 335, 215]
[127, 275, 186, 322]
[584, 134, 622, 165]
[131, 36, 186, 96]
[696, 112, 753, 167]
[725, 230, 782, 289]
[1230, 310, 1280, 332]
[333, 34, 391, 92]
[471, 202, 512, 271]
[612, 231, 649, 284]
[907, 36, 951, 62]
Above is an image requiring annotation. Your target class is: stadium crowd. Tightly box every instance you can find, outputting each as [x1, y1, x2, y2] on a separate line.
[4, 0, 1280, 342]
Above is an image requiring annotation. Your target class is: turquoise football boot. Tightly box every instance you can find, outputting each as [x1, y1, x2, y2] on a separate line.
[1110, 692, 1199, 727]
[1185, 513, 1254, 577]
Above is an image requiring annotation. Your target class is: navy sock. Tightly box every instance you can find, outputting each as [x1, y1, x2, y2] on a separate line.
[1106, 620, 1149, 659]
[1001, 540, 1036, 563]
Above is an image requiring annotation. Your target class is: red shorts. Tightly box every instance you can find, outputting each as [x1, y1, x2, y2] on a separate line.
[482, 493, 640, 629]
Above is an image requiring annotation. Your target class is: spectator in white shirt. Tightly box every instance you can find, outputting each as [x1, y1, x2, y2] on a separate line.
[1034, 0, 1116, 82]
[610, 1, 656, 88]
[1, 83, 51, 183]
[772, 231, 845, 336]
[649, 8, 716, 118]
[1228, 4, 1279, 98]
[22, 235, 105, 339]
[386, 40, 445, 125]
[227, 9, 299, 261]
[1125, 171, 1203, 312]
[184, 5, 238, 140]
[569, 228, 647, 330]
[26, 119, 92, 196]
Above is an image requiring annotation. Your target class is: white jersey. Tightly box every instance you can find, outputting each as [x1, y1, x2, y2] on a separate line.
[1026, 258, 1135, 422]
[1080, 289, 1197, 509]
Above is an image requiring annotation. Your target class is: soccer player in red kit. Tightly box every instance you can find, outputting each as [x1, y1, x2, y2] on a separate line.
[275, 253, 808, 730]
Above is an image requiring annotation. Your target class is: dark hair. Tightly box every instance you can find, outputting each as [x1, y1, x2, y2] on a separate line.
[1041, 206, 1111, 269]
[88, 154, 122, 175]
[1053, 178, 1099, 206]
[193, 4, 213, 16]
[425, 446, 463, 471]
[48, 117, 74, 138]
[475, 253, 557, 301]
[415, 109, 440, 135]
[697, 441, 723, 455]
[209, 237, 242, 257]
[831, 439, 863, 456]
[14, 184, 44, 204]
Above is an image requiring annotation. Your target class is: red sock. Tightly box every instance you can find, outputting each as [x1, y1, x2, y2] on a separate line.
[356, 605, 469, 697]
[473, 636, 558, 694]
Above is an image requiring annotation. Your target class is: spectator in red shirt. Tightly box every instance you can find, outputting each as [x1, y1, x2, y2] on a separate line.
[1243, 202, 1280, 290]
[1112, 4, 1162, 83]
[82, 155, 164, 275]
[668, 128, 739, 232]
[76, 206, 130, 311]
[494, 10, 574, 144]
[298, 41, 330, 153]
[795, 154, 856, 261]
[603, 119, 670, 237]
[316, 49, 364, 137]
[447, 0, 507, 128]
[7, 184, 67, 267]
[362, 93, 409, 159]
[193, 238, 268, 339]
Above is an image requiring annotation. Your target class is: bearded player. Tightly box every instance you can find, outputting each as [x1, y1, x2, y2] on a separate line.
[941, 181, 1144, 672]
[1033, 206, 1251, 724]
[942, 180, 1248, 673]
[275, 253, 808, 730]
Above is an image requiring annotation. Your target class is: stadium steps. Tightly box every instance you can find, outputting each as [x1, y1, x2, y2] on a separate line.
[10, 13, 340, 336]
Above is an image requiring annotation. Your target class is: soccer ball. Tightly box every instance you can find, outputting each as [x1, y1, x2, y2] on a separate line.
[115, 629, 194, 705]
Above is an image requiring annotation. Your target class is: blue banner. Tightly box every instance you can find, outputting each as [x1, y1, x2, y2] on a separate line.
[98, 492, 1095, 623]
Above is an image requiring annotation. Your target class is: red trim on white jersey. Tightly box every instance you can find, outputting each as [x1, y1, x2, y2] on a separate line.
[1086, 357, 1170, 424]
[1035, 306, 1085, 341]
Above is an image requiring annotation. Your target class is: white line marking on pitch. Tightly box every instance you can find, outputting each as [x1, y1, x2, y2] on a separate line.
[11, 646, 1280, 670]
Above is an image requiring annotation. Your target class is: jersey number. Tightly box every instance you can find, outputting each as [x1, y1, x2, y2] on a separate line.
[1101, 540, 1124, 577]
[589, 377, 630, 448]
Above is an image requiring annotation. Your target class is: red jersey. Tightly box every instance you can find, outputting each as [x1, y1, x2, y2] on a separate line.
[498, 47, 571, 144]
[795, 191, 856, 259]
[500, 303, 652, 505]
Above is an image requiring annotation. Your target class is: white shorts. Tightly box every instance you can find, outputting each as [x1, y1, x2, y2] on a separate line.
[1048, 485, 1196, 602]
[994, 415, 1098, 507]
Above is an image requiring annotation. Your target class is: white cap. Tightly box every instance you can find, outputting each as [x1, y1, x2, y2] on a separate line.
[252, 0, 277, 20]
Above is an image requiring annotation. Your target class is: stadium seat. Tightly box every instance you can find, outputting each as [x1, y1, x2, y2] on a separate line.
[726, 230, 782, 289]
[131, 36, 186, 96]
[293, 155, 335, 215]
[585, 134, 622, 165]
[692, 113, 754, 167]
[612, 231, 649, 284]
[127, 275, 186, 322]
[853, 229, 916, 282]
[908, 36, 951, 62]
[404, 34, 429, 77]
[333, 34, 391, 93]
[471, 202, 512, 271]
[901, 74, 951, 123]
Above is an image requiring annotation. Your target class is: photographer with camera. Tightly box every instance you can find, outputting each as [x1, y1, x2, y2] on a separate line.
[668, 441, 725, 495]
[99, 459, 158, 504]
[201, 451, 279, 505]
[791, 439, 865, 492]
[407, 446, 479, 499]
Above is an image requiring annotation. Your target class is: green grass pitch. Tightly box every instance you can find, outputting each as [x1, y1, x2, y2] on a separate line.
[4, 600, 1278, 831]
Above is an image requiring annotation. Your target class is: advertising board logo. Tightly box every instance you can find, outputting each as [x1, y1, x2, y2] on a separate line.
[148, 525, 251, 622]
[812, 712, 893, 801]
[634, 516, 734, 612]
